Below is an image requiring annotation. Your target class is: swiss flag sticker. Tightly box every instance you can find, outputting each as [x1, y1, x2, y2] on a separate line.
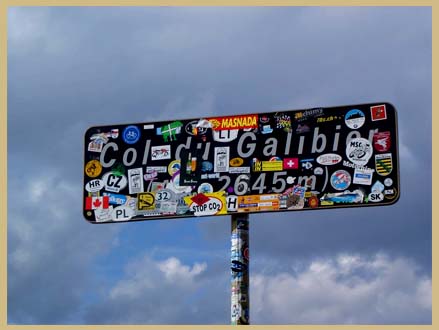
[85, 196, 109, 210]
[283, 158, 299, 170]
[370, 104, 387, 121]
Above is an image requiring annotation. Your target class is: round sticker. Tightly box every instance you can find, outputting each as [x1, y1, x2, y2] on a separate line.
[122, 125, 140, 144]
[230, 157, 244, 167]
[198, 183, 214, 194]
[308, 196, 319, 208]
[330, 170, 351, 191]
[346, 138, 373, 166]
[168, 160, 181, 176]
[345, 109, 365, 129]
[85, 160, 102, 178]
[384, 178, 393, 187]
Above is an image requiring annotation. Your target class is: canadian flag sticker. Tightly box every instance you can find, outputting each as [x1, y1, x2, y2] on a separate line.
[85, 196, 109, 210]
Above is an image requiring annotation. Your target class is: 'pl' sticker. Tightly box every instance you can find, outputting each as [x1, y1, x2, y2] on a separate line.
[345, 109, 365, 129]
[112, 205, 135, 221]
[346, 138, 373, 166]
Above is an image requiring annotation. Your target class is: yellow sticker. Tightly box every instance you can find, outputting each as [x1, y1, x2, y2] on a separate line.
[184, 191, 227, 216]
[137, 192, 156, 211]
[85, 160, 102, 178]
[168, 160, 181, 176]
[230, 157, 244, 167]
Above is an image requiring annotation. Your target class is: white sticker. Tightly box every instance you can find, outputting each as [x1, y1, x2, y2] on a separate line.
[345, 109, 365, 129]
[316, 153, 342, 166]
[314, 167, 324, 175]
[146, 166, 167, 173]
[189, 197, 224, 216]
[94, 206, 113, 222]
[229, 167, 251, 174]
[88, 140, 104, 152]
[214, 147, 230, 172]
[227, 195, 238, 212]
[353, 168, 373, 185]
[102, 172, 128, 193]
[368, 192, 384, 203]
[346, 138, 373, 166]
[85, 179, 104, 193]
[213, 130, 239, 142]
[384, 178, 393, 187]
[158, 201, 178, 214]
[128, 168, 144, 194]
[151, 145, 171, 160]
[111, 205, 135, 221]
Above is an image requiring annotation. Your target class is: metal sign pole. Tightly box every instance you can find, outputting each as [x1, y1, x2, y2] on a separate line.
[231, 213, 249, 325]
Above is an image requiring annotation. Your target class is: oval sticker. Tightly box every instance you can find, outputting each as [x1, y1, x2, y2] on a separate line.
[316, 153, 342, 166]
[190, 197, 224, 216]
[85, 179, 104, 192]
[230, 157, 244, 167]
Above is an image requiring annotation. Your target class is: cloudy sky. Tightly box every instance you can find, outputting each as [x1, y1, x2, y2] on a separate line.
[7, 6, 431, 325]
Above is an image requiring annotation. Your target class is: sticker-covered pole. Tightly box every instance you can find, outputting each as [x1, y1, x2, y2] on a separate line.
[231, 213, 249, 325]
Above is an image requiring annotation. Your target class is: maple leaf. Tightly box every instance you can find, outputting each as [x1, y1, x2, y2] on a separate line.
[93, 198, 102, 208]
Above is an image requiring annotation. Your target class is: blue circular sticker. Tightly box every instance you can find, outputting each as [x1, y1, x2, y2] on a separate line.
[123, 126, 140, 144]
[330, 170, 351, 191]
[345, 109, 365, 129]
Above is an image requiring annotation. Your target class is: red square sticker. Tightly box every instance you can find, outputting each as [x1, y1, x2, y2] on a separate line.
[370, 104, 387, 121]
[283, 158, 299, 170]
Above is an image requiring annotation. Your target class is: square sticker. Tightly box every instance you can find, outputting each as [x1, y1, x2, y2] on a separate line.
[370, 104, 387, 121]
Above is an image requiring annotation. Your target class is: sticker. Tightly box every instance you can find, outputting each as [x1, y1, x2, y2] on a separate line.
[342, 160, 375, 172]
[283, 158, 299, 170]
[157, 121, 183, 142]
[198, 183, 214, 194]
[384, 188, 397, 199]
[371, 180, 385, 193]
[144, 170, 158, 181]
[295, 123, 310, 134]
[88, 140, 104, 152]
[253, 161, 283, 172]
[155, 189, 175, 202]
[237, 194, 280, 212]
[201, 161, 213, 172]
[294, 108, 324, 121]
[279, 186, 305, 209]
[308, 196, 319, 208]
[370, 104, 387, 121]
[209, 114, 258, 131]
[373, 131, 391, 152]
[330, 170, 351, 191]
[102, 192, 127, 205]
[143, 124, 154, 130]
[316, 153, 342, 166]
[85, 196, 109, 210]
[286, 176, 296, 184]
[151, 145, 171, 161]
[85, 179, 104, 193]
[229, 167, 251, 174]
[185, 120, 208, 136]
[384, 178, 393, 187]
[214, 147, 230, 172]
[353, 168, 373, 185]
[168, 160, 181, 176]
[122, 125, 140, 144]
[85, 160, 102, 178]
[158, 201, 178, 214]
[128, 168, 144, 194]
[260, 125, 273, 134]
[345, 109, 365, 129]
[320, 190, 364, 204]
[230, 158, 244, 167]
[346, 138, 373, 166]
[184, 192, 227, 216]
[368, 192, 384, 203]
[300, 159, 313, 170]
[375, 153, 393, 176]
[136, 193, 155, 211]
[111, 163, 125, 176]
[94, 206, 113, 222]
[146, 166, 167, 173]
[167, 172, 193, 193]
[102, 172, 128, 193]
[275, 113, 292, 132]
[212, 129, 239, 142]
[227, 195, 238, 211]
[111, 205, 135, 221]
[314, 167, 323, 175]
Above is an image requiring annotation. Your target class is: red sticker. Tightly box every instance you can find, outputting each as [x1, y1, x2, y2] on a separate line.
[191, 193, 210, 206]
[370, 104, 387, 121]
[373, 131, 391, 152]
[283, 158, 299, 170]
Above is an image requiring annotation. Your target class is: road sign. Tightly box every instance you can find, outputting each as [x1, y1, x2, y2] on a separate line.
[83, 102, 399, 223]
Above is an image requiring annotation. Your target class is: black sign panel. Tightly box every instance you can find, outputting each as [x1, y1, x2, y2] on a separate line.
[83, 102, 399, 223]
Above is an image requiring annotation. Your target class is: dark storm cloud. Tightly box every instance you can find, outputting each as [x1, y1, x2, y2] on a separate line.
[8, 6, 431, 324]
